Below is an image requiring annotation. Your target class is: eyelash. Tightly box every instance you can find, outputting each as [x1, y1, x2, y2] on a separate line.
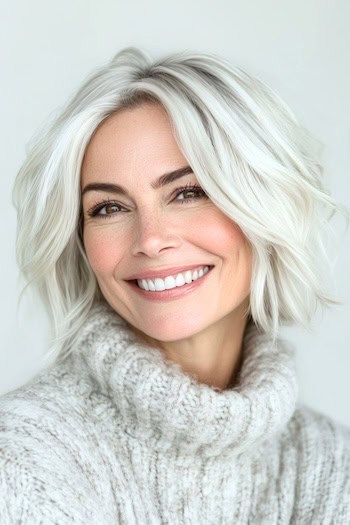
[86, 183, 208, 220]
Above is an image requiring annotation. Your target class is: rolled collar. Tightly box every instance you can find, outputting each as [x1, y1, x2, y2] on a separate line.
[71, 301, 298, 459]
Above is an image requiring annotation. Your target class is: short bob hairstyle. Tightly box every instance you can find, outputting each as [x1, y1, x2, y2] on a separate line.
[12, 47, 349, 366]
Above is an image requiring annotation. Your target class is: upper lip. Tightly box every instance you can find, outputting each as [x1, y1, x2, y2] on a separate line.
[125, 264, 214, 281]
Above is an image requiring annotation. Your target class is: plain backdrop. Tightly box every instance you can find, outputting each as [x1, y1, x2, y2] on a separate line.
[1, 0, 349, 426]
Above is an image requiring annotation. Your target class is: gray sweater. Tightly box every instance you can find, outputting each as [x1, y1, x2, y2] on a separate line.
[1, 301, 349, 524]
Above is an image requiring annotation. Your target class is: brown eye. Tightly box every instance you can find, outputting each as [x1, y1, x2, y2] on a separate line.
[174, 184, 208, 203]
[87, 200, 125, 219]
[99, 203, 120, 215]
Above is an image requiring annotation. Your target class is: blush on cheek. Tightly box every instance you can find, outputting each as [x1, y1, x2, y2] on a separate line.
[84, 235, 119, 273]
[194, 214, 245, 251]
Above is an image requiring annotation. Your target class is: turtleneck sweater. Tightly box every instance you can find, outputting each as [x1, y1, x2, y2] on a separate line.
[1, 301, 349, 524]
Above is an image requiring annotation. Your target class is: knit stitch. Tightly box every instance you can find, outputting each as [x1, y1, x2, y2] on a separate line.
[1, 301, 349, 524]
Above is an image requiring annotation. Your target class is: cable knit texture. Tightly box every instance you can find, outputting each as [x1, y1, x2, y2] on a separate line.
[1, 301, 350, 524]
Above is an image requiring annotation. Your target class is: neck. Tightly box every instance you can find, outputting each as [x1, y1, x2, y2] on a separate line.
[126, 300, 250, 391]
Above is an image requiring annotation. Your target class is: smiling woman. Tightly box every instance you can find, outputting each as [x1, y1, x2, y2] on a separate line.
[1, 47, 350, 524]
[79, 102, 252, 388]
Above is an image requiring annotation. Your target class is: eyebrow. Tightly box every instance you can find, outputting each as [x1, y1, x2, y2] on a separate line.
[81, 165, 194, 198]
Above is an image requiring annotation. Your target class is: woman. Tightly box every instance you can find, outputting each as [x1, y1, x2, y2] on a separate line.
[1, 47, 349, 524]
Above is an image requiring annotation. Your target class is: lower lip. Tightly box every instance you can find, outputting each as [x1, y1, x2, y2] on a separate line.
[125, 266, 215, 302]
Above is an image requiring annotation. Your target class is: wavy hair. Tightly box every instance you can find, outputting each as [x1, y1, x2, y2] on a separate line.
[12, 47, 349, 366]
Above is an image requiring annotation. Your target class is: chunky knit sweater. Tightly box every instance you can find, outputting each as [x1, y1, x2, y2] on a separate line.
[1, 301, 350, 524]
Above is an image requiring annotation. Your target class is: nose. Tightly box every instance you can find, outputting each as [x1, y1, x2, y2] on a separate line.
[130, 210, 182, 258]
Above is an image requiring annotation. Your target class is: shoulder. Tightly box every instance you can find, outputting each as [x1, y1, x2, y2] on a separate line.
[288, 402, 350, 457]
[282, 403, 350, 523]
[0, 360, 114, 524]
[0, 355, 116, 454]
[0, 359, 92, 434]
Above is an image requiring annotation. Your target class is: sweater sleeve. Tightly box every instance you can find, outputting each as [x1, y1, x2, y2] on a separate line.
[0, 446, 79, 524]
[0, 381, 117, 525]
[330, 425, 350, 524]
[290, 404, 350, 524]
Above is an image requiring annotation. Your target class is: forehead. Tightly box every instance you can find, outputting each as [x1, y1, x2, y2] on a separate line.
[81, 102, 188, 187]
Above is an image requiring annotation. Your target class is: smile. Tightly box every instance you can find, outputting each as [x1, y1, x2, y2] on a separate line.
[126, 265, 215, 302]
[137, 265, 211, 291]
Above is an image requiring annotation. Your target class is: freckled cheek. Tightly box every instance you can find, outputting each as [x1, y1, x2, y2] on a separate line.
[83, 231, 125, 274]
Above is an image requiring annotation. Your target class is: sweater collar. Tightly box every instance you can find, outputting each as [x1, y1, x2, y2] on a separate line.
[71, 301, 298, 458]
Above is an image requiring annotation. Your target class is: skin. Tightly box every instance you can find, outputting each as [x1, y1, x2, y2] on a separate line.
[80, 102, 253, 391]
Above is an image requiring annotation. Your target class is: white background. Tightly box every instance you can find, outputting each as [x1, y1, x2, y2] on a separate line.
[1, 0, 349, 426]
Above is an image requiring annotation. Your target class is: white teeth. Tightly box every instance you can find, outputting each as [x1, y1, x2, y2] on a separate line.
[175, 273, 185, 286]
[136, 265, 211, 291]
[148, 279, 156, 291]
[154, 278, 165, 291]
[184, 270, 192, 284]
[164, 276, 176, 289]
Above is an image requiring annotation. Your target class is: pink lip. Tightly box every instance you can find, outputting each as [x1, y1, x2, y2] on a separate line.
[125, 264, 214, 281]
[125, 266, 214, 301]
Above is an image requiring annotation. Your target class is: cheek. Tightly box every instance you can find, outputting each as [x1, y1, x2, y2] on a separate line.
[192, 210, 246, 254]
[83, 229, 124, 274]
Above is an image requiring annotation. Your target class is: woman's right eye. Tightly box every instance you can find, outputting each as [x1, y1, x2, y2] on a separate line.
[87, 200, 125, 219]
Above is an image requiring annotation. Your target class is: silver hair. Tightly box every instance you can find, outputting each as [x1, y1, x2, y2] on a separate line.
[12, 47, 349, 366]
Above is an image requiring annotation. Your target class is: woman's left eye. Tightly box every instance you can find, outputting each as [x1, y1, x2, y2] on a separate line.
[174, 184, 208, 203]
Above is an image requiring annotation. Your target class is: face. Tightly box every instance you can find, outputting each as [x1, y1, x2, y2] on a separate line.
[80, 102, 252, 343]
